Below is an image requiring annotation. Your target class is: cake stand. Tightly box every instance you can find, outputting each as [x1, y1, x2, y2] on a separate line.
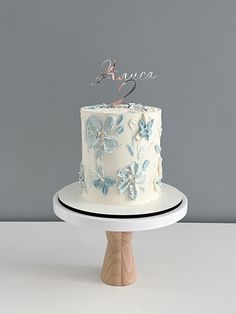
[53, 182, 188, 286]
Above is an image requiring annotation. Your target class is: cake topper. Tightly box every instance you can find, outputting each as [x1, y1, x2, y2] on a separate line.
[91, 59, 157, 106]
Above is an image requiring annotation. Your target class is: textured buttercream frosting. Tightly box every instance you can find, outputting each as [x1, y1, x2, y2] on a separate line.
[79, 103, 162, 205]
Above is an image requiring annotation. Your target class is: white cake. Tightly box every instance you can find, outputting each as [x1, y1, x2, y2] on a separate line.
[78, 103, 162, 205]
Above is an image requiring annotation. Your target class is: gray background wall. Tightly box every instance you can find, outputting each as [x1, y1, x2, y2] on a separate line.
[0, 0, 235, 222]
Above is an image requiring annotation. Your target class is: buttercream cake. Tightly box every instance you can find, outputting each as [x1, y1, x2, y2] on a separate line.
[78, 103, 162, 205]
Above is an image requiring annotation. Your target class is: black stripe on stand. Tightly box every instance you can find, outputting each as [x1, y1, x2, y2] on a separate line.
[57, 197, 183, 219]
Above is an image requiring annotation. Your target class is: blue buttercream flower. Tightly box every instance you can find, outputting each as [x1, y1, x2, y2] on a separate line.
[86, 115, 119, 159]
[117, 161, 146, 201]
[129, 113, 154, 142]
[93, 167, 116, 195]
[138, 118, 154, 141]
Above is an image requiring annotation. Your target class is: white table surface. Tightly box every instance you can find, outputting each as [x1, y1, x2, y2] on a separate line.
[0, 222, 235, 314]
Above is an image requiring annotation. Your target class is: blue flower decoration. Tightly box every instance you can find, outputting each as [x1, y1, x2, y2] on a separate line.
[86, 115, 119, 159]
[78, 162, 87, 192]
[117, 161, 146, 201]
[93, 167, 116, 195]
[138, 118, 154, 141]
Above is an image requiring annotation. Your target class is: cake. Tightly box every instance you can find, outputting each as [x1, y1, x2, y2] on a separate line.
[78, 103, 162, 205]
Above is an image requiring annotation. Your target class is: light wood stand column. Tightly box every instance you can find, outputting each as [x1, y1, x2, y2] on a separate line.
[101, 231, 137, 286]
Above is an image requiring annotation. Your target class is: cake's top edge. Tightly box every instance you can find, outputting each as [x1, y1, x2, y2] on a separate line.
[81, 103, 161, 113]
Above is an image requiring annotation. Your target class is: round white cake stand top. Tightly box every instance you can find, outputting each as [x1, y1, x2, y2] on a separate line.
[53, 183, 188, 232]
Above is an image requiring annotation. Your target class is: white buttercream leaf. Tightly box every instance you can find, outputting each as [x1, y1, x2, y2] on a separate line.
[96, 167, 104, 178]
[129, 119, 138, 130]
[135, 132, 142, 141]
[154, 144, 161, 154]
[136, 173, 145, 184]
[157, 157, 163, 177]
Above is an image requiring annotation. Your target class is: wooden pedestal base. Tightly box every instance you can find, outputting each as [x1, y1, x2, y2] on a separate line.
[101, 231, 137, 286]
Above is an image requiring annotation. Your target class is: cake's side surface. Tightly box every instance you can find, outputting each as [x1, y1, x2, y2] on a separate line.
[79, 104, 162, 205]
